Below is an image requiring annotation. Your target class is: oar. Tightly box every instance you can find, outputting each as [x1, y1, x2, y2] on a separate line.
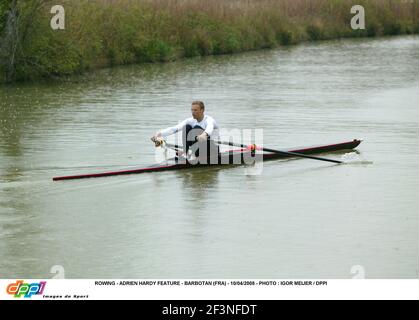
[215, 140, 343, 164]
[163, 141, 183, 151]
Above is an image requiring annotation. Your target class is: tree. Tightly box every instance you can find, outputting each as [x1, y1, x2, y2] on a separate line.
[0, 1, 13, 34]
[0, 0, 18, 82]
[0, 0, 48, 82]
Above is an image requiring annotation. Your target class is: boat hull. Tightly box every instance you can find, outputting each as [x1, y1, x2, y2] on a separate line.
[53, 139, 362, 181]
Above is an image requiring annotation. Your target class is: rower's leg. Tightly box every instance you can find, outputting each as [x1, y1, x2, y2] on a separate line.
[182, 124, 194, 155]
[183, 125, 203, 164]
[183, 125, 213, 164]
[190, 127, 205, 162]
[182, 125, 219, 164]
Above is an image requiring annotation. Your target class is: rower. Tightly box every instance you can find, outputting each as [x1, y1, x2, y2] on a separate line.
[151, 101, 220, 164]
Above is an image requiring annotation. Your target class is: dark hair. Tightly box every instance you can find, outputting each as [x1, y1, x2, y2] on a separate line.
[192, 101, 205, 110]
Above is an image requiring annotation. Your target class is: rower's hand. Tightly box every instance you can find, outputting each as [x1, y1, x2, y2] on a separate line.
[151, 133, 164, 147]
[151, 132, 161, 142]
[197, 132, 208, 143]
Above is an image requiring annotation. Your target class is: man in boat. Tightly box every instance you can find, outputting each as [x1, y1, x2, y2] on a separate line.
[151, 101, 220, 164]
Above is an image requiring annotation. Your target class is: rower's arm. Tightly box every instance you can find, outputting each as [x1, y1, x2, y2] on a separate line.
[204, 118, 215, 137]
[159, 119, 188, 137]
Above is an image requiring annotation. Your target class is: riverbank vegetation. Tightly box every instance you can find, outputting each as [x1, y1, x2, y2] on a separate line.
[1, 0, 418, 83]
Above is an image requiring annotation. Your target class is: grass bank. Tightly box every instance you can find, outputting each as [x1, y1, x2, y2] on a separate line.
[1, 0, 418, 83]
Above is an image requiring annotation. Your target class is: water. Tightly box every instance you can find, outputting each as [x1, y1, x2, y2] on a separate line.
[1, 36, 419, 279]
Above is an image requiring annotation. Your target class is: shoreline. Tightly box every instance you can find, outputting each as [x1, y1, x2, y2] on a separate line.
[1, 0, 418, 84]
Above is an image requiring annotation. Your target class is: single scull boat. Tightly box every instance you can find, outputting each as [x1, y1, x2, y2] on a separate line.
[52, 139, 362, 181]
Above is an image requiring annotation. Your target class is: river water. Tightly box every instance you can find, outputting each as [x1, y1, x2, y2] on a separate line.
[1, 36, 419, 279]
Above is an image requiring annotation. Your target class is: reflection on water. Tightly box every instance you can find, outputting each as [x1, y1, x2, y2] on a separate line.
[1, 36, 419, 278]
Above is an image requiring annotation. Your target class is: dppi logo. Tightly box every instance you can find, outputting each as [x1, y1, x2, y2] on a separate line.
[6, 280, 46, 298]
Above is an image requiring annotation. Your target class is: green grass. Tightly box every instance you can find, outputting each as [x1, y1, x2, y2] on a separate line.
[1, 0, 418, 83]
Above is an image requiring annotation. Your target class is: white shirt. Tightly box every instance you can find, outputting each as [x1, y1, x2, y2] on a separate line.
[159, 115, 219, 139]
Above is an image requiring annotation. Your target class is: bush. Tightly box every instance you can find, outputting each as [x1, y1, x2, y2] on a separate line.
[366, 20, 381, 37]
[306, 24, 324, 40]
[134, 37, 173, 62]
[211, 25, 242, 54]
[383, 22, 402, 35]
[194, 31, 216, 56]
[277, 30, 293, 45]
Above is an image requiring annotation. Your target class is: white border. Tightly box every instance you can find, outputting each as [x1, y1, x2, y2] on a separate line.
[1, 279, 419, 300]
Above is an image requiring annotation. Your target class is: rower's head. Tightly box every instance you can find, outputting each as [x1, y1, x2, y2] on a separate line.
[191, 101, 205, 121]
